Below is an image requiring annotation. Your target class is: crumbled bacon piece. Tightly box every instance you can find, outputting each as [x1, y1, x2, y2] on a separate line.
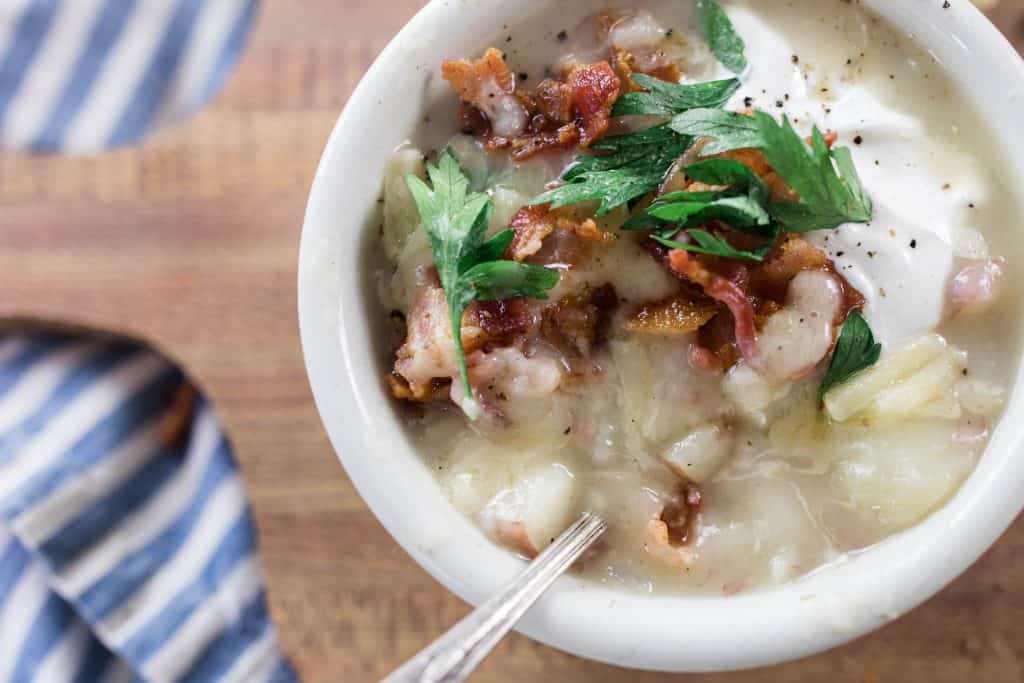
[644, 483, 702, 569]
[392, 284, 458, 400]
[442, 48, 528, 139]
[612, 48, 682, 92]
[472, 299, 534, 344]
[506, 205, 615, 263]
[626, 294, 720, 336]
[596, 10, 682, 90]
[667, 250, 762, 369]
[565, 62, 621, 146]
[509, 124, 579, 159]
[444, 49, 621, 160]
[390, 281, 487, 402]
[542, 284, 619, 359]
[662, 483, 703, 546]
[387, 373, 451, 403]
[507, 206, 556, 261]
[510, 62, 621, 159]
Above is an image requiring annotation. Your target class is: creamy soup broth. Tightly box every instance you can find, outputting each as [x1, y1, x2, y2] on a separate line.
[373, 0, 1022, 594]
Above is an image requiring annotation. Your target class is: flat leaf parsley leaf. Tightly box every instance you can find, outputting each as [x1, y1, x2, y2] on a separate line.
[755, 112, 873, 231]
[669, 108, 763, 155]
[652, 227, 778, 262]
[531, 124, 694, 216]
[696, 0, 748, 74]
[407, 151, 560, 419]
[612, 75, 740, 117]
[819, 310, 882, 400]
[624, 158, 773, 236]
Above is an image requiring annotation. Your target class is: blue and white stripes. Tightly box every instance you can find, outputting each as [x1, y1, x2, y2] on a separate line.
[0, 334, 296, 682]
[0, 0, 257, 153]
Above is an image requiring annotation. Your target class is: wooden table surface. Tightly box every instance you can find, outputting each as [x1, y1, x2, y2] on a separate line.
[1, 2, 1022, 681]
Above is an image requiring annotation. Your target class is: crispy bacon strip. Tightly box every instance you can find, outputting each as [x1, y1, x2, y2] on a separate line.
[667, 250, 762, 368]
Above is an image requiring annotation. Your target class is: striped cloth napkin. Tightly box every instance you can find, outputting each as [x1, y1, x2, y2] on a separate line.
[0, 0, 299, 680]
[0, 334, 298, 682]
[0, 0, 256, 153]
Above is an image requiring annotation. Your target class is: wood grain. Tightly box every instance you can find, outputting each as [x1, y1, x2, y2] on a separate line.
[1, 2, 1022, 681]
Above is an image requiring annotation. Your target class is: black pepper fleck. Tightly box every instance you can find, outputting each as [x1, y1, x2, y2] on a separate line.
[557, 30, 568, 42]
[854, 135, 863, 145]
[910, 239, 918, 249]
[943, 0, 951, 8]
[744, 96, 754, 107]
[519, 72, 529, 81]
[792, 54, 800, 64]
[776, 100, 784, 108]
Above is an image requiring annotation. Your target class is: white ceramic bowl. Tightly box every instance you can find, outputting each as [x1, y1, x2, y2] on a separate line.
[299, 0, 1024, 672]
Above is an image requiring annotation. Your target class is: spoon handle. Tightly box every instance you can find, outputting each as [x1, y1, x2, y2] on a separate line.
[381, 513, 608, 683]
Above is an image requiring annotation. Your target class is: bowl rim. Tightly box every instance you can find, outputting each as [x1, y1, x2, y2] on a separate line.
[299, 0, 1024, 672]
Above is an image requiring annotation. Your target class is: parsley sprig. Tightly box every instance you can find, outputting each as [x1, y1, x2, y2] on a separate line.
[756, 113, 872, 231]
[819, 310, 882, 400]
[623, 158, 775, 257]
[531, 124, 694, 216]
[407, 152, 560, 419]
[531, 76, 740, 217]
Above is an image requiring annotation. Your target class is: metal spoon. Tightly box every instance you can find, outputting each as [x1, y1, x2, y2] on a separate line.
[382, 513, 608, 683]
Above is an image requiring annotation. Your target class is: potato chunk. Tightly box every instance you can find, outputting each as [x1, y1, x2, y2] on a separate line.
[480, 463, 578, 557]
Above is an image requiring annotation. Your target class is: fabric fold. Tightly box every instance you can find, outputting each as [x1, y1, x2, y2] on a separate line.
[0, 333, 298, 683]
